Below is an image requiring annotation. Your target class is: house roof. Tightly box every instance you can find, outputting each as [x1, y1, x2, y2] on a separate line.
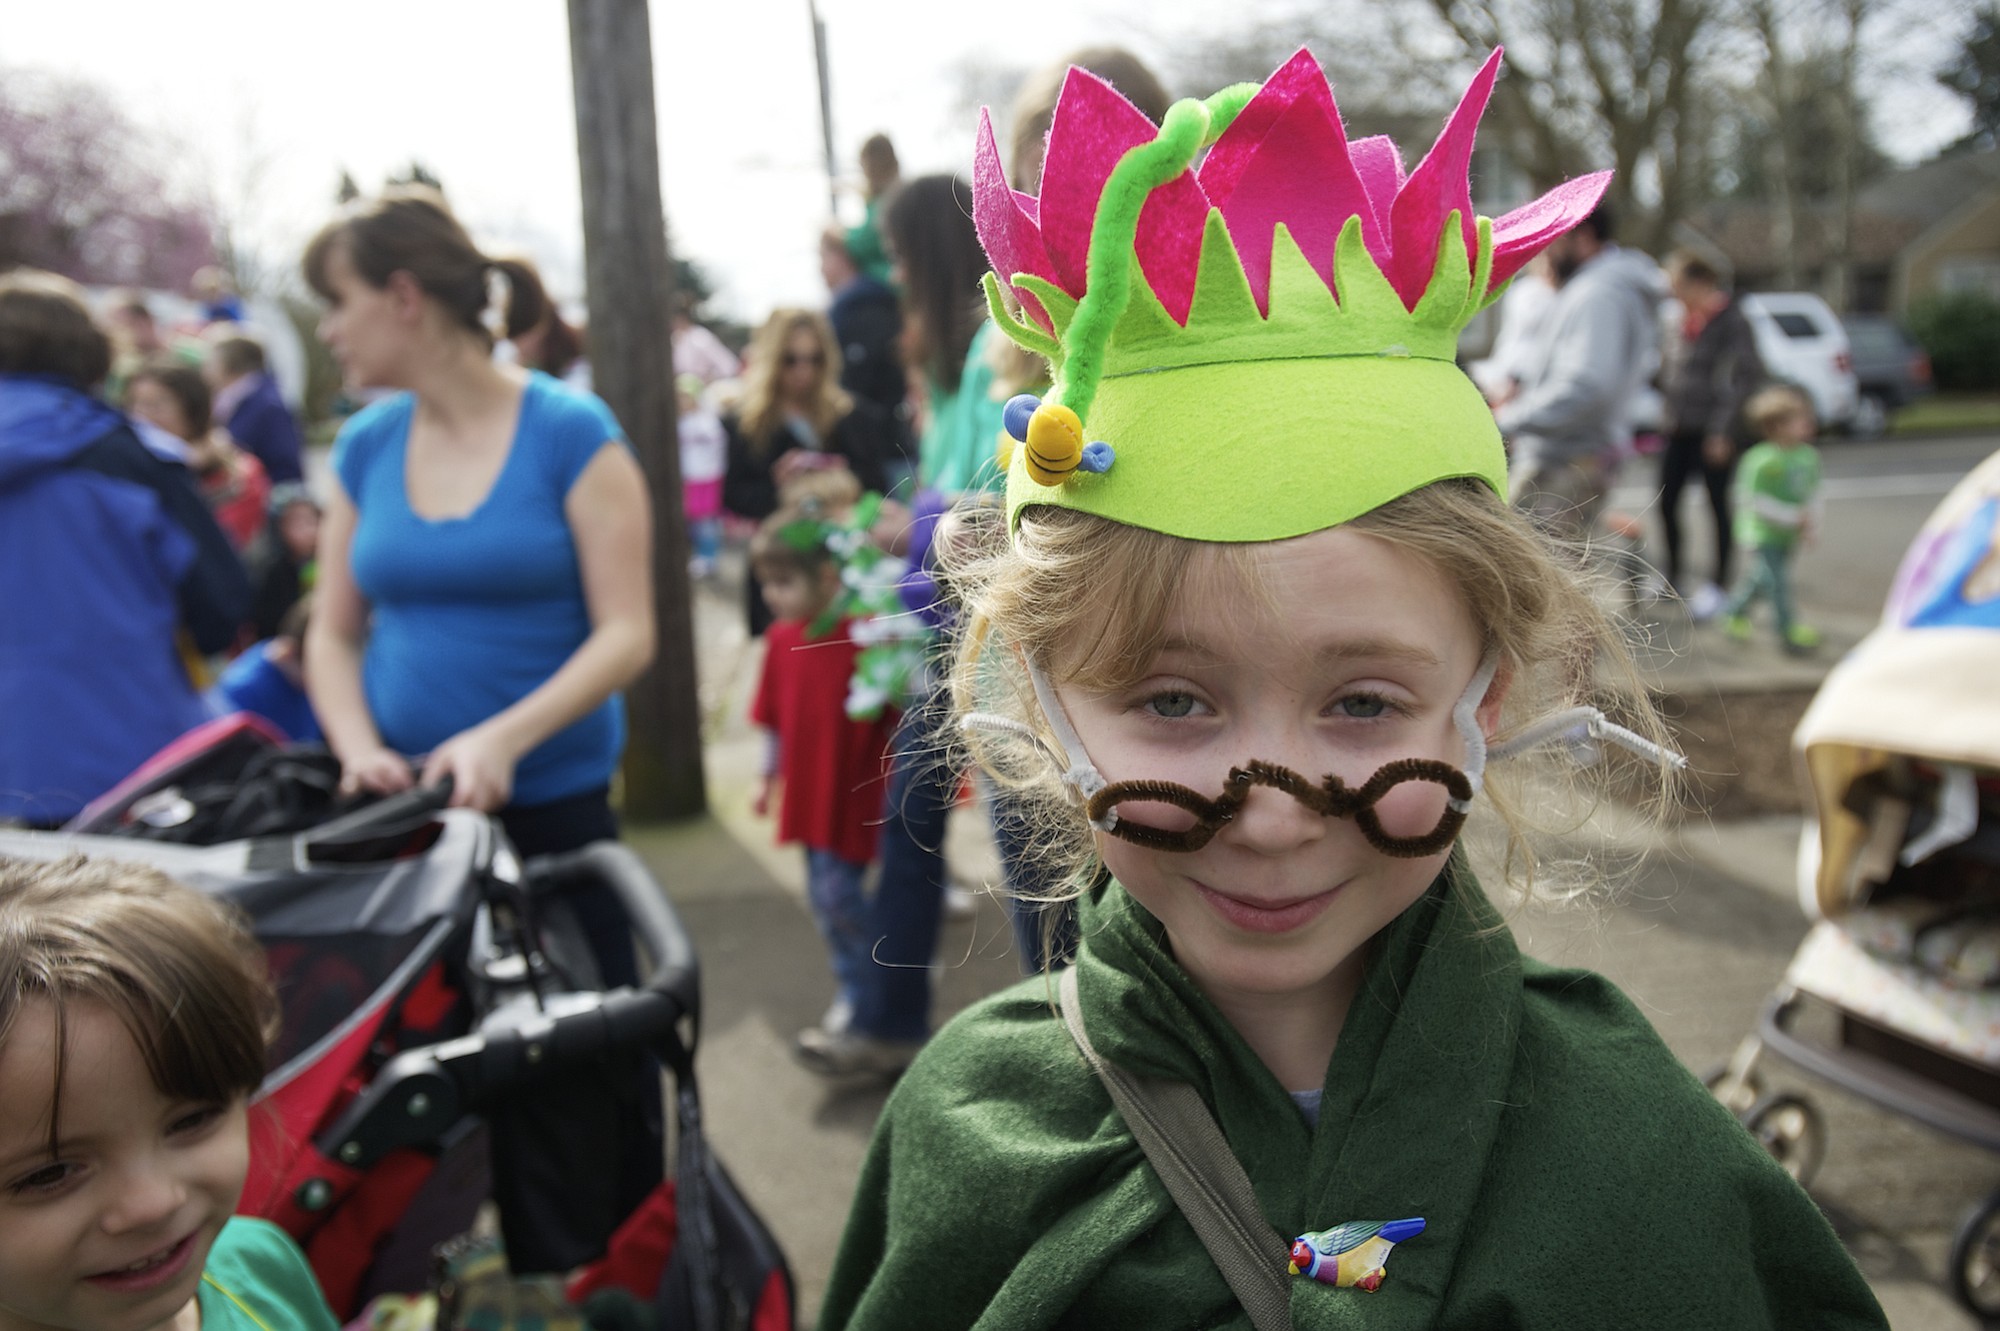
[1678, 148, 2000, 277]
[1856, 147, 2000, 222]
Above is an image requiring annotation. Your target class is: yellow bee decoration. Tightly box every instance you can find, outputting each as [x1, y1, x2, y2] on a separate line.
[1004, 394, 1116, 488]
[1025, 403, 1085, 486]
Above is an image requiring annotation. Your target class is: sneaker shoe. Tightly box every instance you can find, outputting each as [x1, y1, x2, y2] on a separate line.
[793, 1026, 924, 1077]
[1721, 613, 1752, 642]
[1784, 624, 1822, 654]
[821, 994, 853, 1036]
[1688, 582, 1727, 623]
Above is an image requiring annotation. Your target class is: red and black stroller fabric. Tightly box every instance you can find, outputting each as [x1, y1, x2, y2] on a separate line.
[4, 739, 793, 1330]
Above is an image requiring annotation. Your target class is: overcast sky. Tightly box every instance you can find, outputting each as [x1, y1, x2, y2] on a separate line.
[6, 0, 1976, 323]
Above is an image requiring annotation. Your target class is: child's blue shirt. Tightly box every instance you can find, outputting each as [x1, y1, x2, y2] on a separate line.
[208, 640, 321, 743]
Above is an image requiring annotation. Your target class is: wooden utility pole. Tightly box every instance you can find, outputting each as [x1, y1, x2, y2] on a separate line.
[810, 0, 839, 215]
[568, 0, 706, 819]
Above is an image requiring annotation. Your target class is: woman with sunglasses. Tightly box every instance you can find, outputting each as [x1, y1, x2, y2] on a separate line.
[723, 307, 894, 636]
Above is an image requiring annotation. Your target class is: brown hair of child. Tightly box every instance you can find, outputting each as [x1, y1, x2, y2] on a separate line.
[0, 270, 113, 389]
[128, 355, 214, 437]
[0, 855, 278, 1153]
[749, 507, 839, 586]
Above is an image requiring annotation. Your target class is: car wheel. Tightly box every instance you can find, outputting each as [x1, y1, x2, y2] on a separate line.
[1850, 392, 1889, 439]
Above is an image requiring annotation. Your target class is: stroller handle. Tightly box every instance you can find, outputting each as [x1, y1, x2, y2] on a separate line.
[297, 776, 456, 849]
[526, 840, 702, 1027]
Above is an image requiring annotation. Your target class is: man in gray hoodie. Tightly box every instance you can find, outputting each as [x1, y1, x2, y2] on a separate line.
[1494, 205, 1662, 544]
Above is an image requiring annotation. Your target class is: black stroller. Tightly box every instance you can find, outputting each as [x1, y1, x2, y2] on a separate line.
[2, 726, 793, 1330]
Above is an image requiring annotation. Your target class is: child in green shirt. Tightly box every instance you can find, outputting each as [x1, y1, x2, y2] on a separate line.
[1723, 384, 1824, 652]
[0, 856, 341, 1331]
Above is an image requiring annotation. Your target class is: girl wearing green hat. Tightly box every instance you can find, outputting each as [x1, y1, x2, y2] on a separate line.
[817, 48, 1887, 1331]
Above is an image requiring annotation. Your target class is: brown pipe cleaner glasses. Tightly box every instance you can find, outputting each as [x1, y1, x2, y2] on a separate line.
[1083, 757, 1475, 857]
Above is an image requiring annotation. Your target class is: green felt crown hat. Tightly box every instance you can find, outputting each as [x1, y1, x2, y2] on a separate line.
[974, 47, 1611, 541]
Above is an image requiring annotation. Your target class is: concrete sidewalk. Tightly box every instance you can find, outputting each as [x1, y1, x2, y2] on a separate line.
[1626, 588, 1875, 697]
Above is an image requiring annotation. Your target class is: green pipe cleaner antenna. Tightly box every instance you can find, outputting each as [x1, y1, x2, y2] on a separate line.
[1057, 83, 1258, 425]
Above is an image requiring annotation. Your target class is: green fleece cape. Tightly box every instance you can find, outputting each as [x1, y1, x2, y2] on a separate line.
[818, 864, 1887, 1330]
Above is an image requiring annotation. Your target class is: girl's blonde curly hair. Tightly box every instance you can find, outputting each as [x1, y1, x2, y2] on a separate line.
[944, 478, 1680, 912]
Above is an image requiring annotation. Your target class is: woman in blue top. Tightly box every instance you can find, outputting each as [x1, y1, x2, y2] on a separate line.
[301, 188, 655, 909]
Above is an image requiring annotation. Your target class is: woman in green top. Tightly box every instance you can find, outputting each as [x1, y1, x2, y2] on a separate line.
[819, 48, 1887, 1330]
[0, 857, 339, 1331]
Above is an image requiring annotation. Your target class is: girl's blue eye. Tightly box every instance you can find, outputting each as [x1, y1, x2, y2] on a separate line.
[1146, 691, 1198, 719]
[1336, 693, 1390, 719]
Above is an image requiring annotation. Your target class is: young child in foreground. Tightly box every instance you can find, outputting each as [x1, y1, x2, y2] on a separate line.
[0, 854, 339, 1330]
[816, 49, 1888, 1330]
[748, 475, 900, 1061]
[1722, 384, 1825, 653]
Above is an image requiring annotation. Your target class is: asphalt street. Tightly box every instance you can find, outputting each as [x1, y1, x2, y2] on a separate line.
[634, 431, 1999, 1329]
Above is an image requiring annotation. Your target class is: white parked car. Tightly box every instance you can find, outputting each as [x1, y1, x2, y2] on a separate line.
[1738, 292, 1860, 432]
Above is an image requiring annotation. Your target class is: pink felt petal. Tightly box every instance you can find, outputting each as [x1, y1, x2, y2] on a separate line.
[1488, 170, 1613, 287]
[1038, 68, 1171, 294]
[1213, 86, 1378, 312]
[1199, 48, 1330, 210]
[1134, 169, 1213, 324]
[973, 107, 1061, 327]
[1384, 47, 1503, 310]
[1348, 135, 1406, 223]
[1040, 67, 1212, 322]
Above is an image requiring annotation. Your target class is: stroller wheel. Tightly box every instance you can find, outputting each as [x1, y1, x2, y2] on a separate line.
[1951, 1193, 2000, 1319]
[1742, 1093, 1826, 1188]
[1701, 1061, 1764, 1117]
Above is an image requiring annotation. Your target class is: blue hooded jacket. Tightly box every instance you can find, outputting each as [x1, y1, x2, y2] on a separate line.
[0, 375, 251, 823]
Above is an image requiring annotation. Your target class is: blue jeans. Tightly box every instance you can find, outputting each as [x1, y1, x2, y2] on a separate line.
[1725, 543, 1796, 635]
[850, 694, 952, 1041]
[689, 516, 722, 565]
[988, 780, 1077, 973]
[805, 848, 872, 1012]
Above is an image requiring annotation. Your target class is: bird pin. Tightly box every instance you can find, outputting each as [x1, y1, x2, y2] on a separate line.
[1288, 1217, 1426, 1291]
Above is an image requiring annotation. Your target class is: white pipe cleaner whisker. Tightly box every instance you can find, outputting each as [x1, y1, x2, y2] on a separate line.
[1451, 650, 1502, 806]
[1022, 656, 1116, 824]
[1486, 708, 1688, 772]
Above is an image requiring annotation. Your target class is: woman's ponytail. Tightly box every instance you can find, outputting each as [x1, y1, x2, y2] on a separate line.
[492, 256, 552, 343]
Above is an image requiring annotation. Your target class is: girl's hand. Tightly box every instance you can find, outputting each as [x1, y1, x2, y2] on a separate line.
[340, 745, 415, 798]
[1702, 433, 1735, 468]
[751, 774, 775, 818]
[420, 725, 520, 812]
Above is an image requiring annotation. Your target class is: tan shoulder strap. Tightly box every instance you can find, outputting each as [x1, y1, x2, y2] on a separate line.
[1058, 965, 1293, 1330]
